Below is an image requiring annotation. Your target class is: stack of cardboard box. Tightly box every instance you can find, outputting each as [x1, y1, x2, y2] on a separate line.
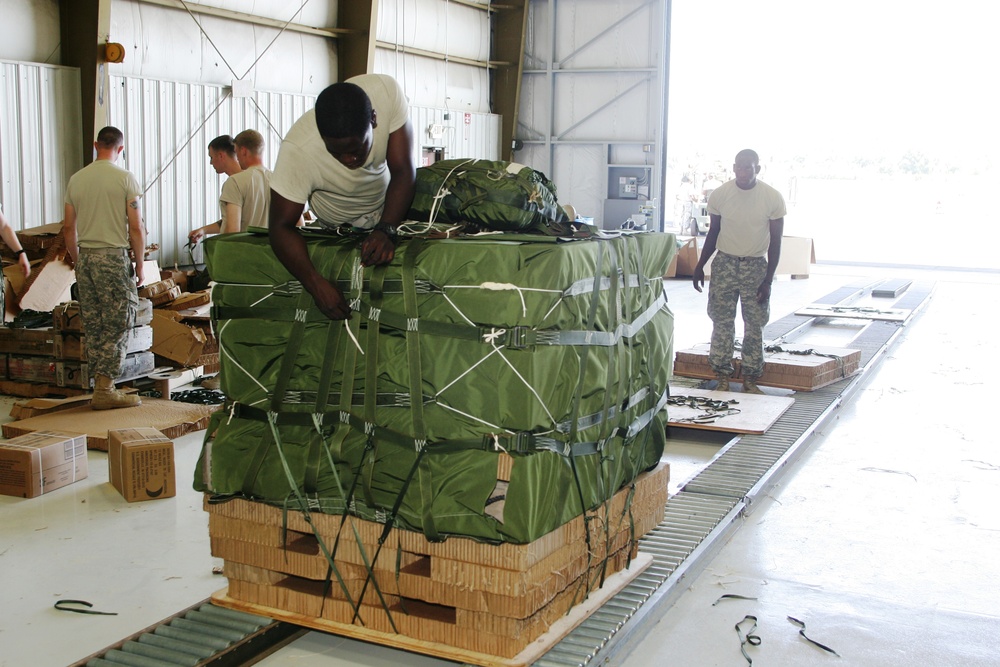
[145, 279, 218, 374]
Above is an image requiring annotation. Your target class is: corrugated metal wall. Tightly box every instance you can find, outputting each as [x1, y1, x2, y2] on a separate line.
[107, 76, 500, 267]
[0, 59, 82, 231]
[108, 74, 313, 266]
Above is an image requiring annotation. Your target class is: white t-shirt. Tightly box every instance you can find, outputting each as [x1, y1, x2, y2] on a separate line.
[708, 179, 786, 258]
[220, 165, 271, 231]
[270, 74, 409, 229]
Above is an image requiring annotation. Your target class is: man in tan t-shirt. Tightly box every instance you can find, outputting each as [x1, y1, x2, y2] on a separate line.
[63, 126, 146, 409]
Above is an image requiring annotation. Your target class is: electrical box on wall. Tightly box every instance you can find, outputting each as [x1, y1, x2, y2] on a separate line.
[619, 176, 638, 199]
[422, 147, 445, 166]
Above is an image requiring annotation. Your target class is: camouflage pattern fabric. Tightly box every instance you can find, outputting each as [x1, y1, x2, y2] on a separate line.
[76, 248, 138, 378]
[707, 251, 769, 379]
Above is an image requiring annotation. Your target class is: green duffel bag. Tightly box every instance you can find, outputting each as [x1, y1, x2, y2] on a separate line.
[407, 158, 572, 234]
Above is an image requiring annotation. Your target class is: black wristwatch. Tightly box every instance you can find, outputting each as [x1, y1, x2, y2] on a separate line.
[14, 249, 25, 257]
[376, 224, 398, 237]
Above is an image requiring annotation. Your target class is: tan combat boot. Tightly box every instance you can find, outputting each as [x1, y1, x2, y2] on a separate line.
[715, 375, 730, 392]
[742, 378, 765, 395]
[91, 374, 141, 410]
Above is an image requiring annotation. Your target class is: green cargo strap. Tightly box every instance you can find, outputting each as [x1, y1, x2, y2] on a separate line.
[565, 240, 606, 579]
[359, 265, 388, 510]
[215, 280, 667, 351]
[593, 239, 627, 590]
[261, 415, 370, 627]
[402, 239, 438, 542]
[304, 249, 355, 495]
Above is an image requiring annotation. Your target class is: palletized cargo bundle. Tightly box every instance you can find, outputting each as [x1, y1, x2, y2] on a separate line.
[195, 230, 675, 546]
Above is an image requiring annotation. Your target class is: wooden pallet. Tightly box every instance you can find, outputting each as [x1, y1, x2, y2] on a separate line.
[211, 552, 653, 667]
[673, 343, 860, 391]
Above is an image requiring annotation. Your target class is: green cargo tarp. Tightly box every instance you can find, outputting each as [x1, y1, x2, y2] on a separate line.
[196, 230, 676, 544]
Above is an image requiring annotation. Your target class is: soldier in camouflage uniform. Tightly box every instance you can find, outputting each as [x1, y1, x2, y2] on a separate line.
[692, 149, 786, 394]
[63, 126, 146, 409]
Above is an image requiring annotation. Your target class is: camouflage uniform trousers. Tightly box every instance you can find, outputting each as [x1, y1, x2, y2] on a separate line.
[707, 251, 770, 379]
[76, 248, 138, 379]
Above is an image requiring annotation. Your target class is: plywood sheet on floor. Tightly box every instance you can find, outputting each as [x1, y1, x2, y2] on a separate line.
[795, 303, 910, 321]
[667, 387, 795, 434]
[1, 398, 217, 450]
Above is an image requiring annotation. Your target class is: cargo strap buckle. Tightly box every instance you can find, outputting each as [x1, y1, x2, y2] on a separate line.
[505, 326, 530, 350]
[490, 431, 533, 453]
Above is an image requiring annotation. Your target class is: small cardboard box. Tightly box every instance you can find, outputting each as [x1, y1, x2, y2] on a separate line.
[108, 427, 175, 502]
[0, 430, 88, 498]
[164, 290, 211, 311]
[664, 236, 700, 278]
[138, 279, 176, 299]
[150, 310, 207, 366]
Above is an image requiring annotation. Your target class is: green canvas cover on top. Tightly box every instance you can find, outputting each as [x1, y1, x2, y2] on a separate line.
[407, 159, 571, 234]
[195, 230, 676, 544]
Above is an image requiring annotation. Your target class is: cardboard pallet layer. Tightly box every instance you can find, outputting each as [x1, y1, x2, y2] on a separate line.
[206, 463, 667, 659]
[673, 343, 860, 391]
[206, 462, 668, 572]
[207, 489, 663, 618]
[213, 553, 651, 667]
[2, 398, 217, 450]
[219, 546, 641, 661]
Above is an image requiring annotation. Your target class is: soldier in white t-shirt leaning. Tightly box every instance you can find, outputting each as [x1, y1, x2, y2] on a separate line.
[268, 74, 416, 320]
[692, 149, 786, 395]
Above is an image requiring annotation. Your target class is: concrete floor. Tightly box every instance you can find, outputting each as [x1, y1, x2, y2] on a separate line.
[1, 261, 998, 667]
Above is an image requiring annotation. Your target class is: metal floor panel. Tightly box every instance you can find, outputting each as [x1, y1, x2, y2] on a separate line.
[530, 278, 934, 667]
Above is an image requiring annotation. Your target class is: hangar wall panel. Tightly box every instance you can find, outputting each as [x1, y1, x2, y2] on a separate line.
[374, 0, 491, 113]
[0, 60, 82, 231]
[108, 74, 313, 265]
[111, 0, 337, 95]
[518, 0, 666, 229]
[0, 0, 61, 65]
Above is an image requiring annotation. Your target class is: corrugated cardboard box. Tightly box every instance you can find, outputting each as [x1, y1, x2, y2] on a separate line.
[150, 310, 207, 366]
[108, 427, 175, 502]
[0, 430, 88, 498]
[664, 236, 700, 278]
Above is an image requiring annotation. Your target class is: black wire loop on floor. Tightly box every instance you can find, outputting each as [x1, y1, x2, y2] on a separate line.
[788, 616, 841, 657]
[54, 599, 117, 616]
[735, 614, 761, 665]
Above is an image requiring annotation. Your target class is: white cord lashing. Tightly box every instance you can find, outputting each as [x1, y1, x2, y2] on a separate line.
[344, 320, 364, 355]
